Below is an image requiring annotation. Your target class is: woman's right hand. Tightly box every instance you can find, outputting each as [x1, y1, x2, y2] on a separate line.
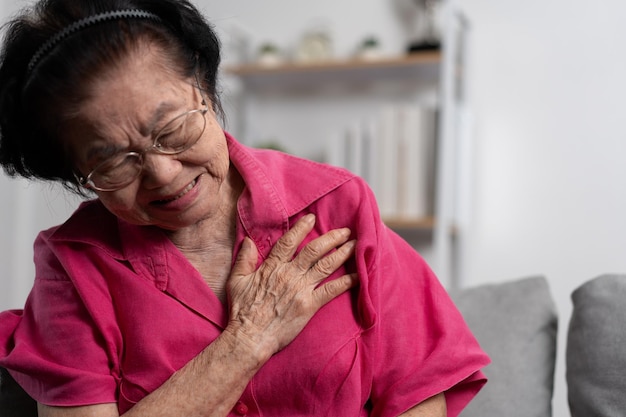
[225, 213, 358, 362]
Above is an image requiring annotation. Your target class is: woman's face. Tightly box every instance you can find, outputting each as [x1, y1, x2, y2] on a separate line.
[64, 45, 231, 231]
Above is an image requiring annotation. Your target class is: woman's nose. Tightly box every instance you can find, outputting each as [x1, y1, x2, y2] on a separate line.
[140, 152, 182, 188]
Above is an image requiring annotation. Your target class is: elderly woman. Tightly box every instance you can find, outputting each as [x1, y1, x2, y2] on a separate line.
[0, 0, 489, 416]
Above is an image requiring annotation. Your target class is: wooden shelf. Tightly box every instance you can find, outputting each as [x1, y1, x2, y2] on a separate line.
[227, 51, 441, 76]
[225, 52, 441, 88]
[383, 216, 436, 231]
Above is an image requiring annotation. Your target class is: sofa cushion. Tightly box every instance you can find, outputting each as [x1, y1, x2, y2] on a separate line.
[566, 274, 626, 417]
[449, 276, 558, 417]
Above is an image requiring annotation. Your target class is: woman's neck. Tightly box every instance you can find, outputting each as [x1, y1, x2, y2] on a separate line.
[164, 166, 245, 302]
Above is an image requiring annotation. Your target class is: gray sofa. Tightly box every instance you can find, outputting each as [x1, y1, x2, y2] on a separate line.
[2, 274, 625, 416]
[566, 274, 626, 416]
[450, 274, 626, 417]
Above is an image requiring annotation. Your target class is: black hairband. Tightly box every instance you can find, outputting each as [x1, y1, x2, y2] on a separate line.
[27, 9, 162, 73]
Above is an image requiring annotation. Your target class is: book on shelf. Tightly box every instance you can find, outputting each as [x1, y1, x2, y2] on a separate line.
[397, 104, 437, 219]
[376, 105, 400, 219]
[345, 121, 363, 178]
[326, 103, 437, 221]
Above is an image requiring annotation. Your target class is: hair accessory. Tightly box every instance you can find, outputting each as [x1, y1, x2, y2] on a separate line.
[27, 9, 162, 73]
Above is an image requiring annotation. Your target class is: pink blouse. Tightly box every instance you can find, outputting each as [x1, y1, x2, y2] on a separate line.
[0, 133, 489, 416]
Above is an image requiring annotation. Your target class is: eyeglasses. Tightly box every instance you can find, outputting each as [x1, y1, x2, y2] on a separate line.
[75, 98, 209, 192]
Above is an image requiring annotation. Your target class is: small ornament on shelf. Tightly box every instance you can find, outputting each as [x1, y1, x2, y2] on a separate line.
[408, 0, 441, 52]
[256, 42, 285, 67]
[294, 29, 333, 64]
[393, 0, 442, 53]
[355, 36, 384, 61]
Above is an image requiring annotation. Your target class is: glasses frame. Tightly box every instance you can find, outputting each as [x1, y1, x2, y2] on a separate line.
[75, 87, 209, 192]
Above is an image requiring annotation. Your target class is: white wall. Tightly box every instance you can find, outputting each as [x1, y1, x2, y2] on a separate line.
[459, 1, 626, 416]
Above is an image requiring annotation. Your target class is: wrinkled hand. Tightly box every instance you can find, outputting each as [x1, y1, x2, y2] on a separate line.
[226, 213, 358, 360]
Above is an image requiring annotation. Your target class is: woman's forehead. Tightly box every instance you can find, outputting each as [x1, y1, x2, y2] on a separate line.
[66, 82, 194, 162]
[83, 54, 191, 116]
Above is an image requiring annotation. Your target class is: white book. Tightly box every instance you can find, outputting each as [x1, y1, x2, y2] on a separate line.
[399, 105, 437, 219]
[396, 106, 411, 217]
[361, 119, 379, 195]
[345, 122, 363, 176]
[377, 105, 399, 219]
[422, 107, 437, 215]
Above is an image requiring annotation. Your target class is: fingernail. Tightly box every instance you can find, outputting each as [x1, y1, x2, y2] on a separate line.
[304, 213, 316, 224]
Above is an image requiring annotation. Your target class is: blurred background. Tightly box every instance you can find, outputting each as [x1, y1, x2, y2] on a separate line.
[2, 0, 626, 415]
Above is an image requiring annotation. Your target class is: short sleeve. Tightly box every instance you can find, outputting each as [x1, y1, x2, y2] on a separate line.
[367, 229, 488, 417]
[338, 179, 488, 417]
[0, 232, 119, 407]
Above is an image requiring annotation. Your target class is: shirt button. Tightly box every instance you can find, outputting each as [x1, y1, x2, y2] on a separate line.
[234, 401, 249, 415]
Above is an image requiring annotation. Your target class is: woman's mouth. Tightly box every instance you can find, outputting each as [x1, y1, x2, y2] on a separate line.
[153, 178, 198, 205]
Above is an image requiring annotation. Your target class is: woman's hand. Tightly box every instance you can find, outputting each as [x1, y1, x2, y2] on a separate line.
[225, 213, 358, 361]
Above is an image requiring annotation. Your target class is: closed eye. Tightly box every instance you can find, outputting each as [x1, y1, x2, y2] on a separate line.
[85, 143, 128, 169]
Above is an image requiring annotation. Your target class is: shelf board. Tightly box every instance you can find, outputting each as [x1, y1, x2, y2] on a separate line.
[226, 51, 441, 77]
[383, 216, 436, 231]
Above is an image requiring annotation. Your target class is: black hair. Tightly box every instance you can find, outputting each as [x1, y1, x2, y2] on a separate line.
[0, 0, 223, 193]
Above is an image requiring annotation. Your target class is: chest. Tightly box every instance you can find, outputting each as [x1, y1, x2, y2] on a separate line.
[107, 259, 367, 415]
[185, 247, 233, 303]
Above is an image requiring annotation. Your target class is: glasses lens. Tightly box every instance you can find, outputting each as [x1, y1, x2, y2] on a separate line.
[154, 109, 206, 154]
[82, 106, 207, 192]
[90, 153, 143, 191]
